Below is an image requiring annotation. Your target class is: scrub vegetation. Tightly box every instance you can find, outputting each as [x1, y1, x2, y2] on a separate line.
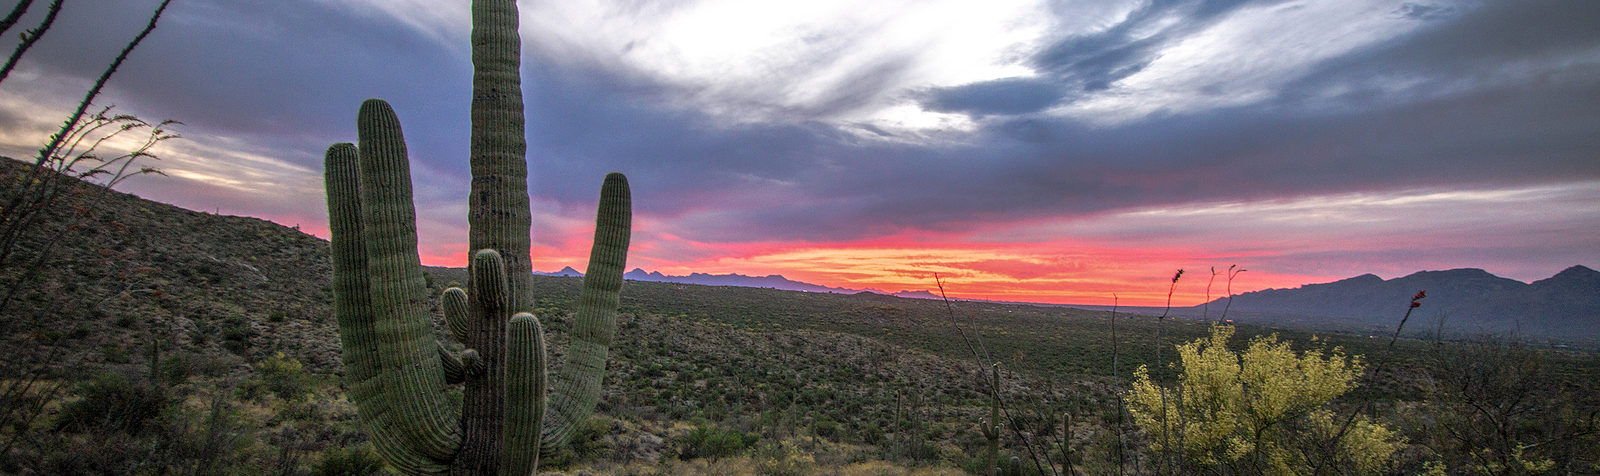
[1, 0, 1597, 474]
[1, 167, 1597, 473]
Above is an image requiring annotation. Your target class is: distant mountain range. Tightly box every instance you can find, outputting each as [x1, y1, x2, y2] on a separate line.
[536, 267, 943, 300]
[542, 264, 1600, 342]
[1188, 266, 1600, 341]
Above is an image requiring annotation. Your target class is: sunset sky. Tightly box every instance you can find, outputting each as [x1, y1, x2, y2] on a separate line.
[0, 0, 1595, 306]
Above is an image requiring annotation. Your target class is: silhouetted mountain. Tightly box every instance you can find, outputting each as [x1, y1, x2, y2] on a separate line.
[604, 268, 941, 300]
[889, 290, 943, 300]
[621, 268, 857, 294]
[534, 266, 583, 277]
[1195, 266, 1600, 340]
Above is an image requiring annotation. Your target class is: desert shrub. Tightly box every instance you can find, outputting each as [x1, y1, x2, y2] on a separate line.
[311, 444, 385, 476]
[254, 352, 312, 401]
[54, 371, 169, 435]
[101, 343, 130, 364]
[38, 433, 142, 475]
[1410, 338, 1599, 473]
[813, 418, 841, 439]
[678, 423, 758, 460]
[754, 440, 815, 476]
[219, 316, 255, 354]
[901, 439, 940, 461]
[539, 414, 616, 468]
[149, 392, 249, 475]
[569, 415, 615, 460]
[156, 352, 194, 386]
[278, 397, 325, 424]
[1126, 324, 1400, 474]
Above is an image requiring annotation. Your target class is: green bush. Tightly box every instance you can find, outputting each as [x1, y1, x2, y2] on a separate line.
[1127, 324, 1400, 474]
[219, 316, 255, 354]
[156, 352, 194, 386]
[54, 372, 169, 435]
[754, 440, 814, 476]
[101, 343, 130, 364]
[253, 352, 312, 401]
[677, 423, 758, 460]
[571, 415, 615, 459]
[812, 418, 841, 439]
[312, 444, 385, 476]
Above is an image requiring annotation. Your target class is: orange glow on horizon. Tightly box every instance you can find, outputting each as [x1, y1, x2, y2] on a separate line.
[291, 216, 1340, 308]
[530, 233, 1331, 307]
[226, 181, 1600, 309]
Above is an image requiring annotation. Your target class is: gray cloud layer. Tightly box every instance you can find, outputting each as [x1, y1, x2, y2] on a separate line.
[6, 0, 1597, 252]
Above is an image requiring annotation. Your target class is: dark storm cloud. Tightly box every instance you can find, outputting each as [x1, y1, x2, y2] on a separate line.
[518, 60, 837, 206]
[919, 77, 1062, 116]
[919, 0, 1271, 118]
[509, 0, 1600, 243]
[9, 0, 1595, 250]
[646, 75, 1596, 243]
[1276, 0, 1600, 108]
[1034, 0, 1268, 100]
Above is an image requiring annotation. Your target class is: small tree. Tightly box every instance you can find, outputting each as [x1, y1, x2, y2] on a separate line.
[1126, 325, 1400, 474]
[1415, 337, 1594, 474]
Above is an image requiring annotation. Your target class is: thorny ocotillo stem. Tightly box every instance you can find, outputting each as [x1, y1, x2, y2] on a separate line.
[1110, 293, 1126, 475]
[1204, 267, 1217, 323]
[34, 0, 173, 168]
[1315, 290, 1425, 475]
[934, 274, 1056, 476]
[1156, 269, 1182, 473]
[1220, 265, 1245, 323]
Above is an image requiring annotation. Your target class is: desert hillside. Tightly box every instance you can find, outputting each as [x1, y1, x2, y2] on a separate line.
[2, 159, 1597, 474]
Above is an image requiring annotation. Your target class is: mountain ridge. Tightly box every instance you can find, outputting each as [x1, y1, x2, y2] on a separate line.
[542, 265, 1598, 341]
[535, 266, 944, 300]
[1193, 265, 1599, 340]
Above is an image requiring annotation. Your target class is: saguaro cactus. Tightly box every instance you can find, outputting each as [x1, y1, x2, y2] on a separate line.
[323, 0, 631, 474]
[981, 364, 1001, 476]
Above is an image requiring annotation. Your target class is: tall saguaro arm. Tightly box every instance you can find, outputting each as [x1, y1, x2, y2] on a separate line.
[323, 1, 632, 474]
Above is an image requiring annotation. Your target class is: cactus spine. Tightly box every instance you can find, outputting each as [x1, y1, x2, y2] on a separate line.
[324, 0, 632, 474]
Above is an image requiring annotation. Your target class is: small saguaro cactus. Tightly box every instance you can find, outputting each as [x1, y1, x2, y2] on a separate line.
[981, 363, 1001, 476]
[1059, 411, 1074, 474]
[323, 0, 631, 474]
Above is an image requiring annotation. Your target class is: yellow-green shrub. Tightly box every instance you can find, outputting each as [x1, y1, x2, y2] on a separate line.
[1126, 325, 1400, 473]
